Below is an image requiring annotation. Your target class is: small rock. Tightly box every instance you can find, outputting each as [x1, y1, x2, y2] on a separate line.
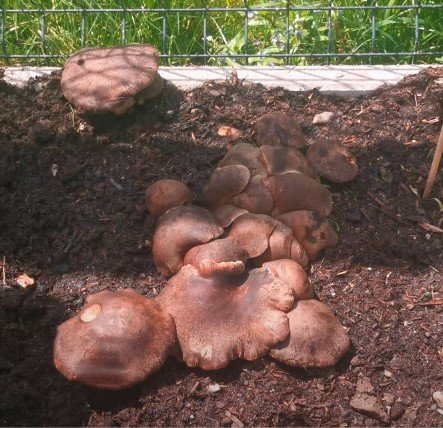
[207, 383, 221, 393]
[390, 401, 406, 421]
[15, 273, 35, 291]
[350, 355, 362, 366]
[209, 89, 222, 97]
[383, 393, 395, 406]
[190, 108, 200, 114]
[350, 393, 389, 423]
[356, 377, 374, 394]
[312, 111, 335, 125]
[384, 370, 393, 378]
[388, 355, 402, 370]
[433, 391, 443, 408]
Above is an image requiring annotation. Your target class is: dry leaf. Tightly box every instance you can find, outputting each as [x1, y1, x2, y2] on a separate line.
[15, 273, 35, 290]
[217, 125, 242, 139]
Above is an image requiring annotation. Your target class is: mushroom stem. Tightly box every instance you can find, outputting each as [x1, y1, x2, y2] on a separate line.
[423, 124, 443, 199]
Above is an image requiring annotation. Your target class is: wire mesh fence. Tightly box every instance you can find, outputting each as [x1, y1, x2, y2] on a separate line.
[1, 1, 442, 66]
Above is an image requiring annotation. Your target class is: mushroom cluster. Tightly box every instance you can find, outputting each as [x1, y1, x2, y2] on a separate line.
[54, 111, 354, 389]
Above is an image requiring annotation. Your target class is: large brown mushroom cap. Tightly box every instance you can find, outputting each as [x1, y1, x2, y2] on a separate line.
[156, 264, 294, 370]
[306, 140, 358, 183]
[219, 143, 268, 177]
[265, 173, 333, 217]
[259, 145, 320, 182]
[270, 299, 350, 368]
[263, 259, 313, 300]
[254, 111, 306, 149]
[152, 205, 223, 277]
[290, 239, 309, 268]
[254, 221, 293, 265]
[145, 179, 193, 219]
[278, 210, 338, 261]
[54, 289, 176, 390]
[61, 45, 162, 114]
[212, 205, 248, 228]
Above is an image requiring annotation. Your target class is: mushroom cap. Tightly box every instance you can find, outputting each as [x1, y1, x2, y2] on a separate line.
[202, 165, 250, 208]
[145, 179, 194, 219]
[306, 140, 358, 183]
[265, 173, 333, 217]
[277, 210, 338, 261]
[184, 236, 248, 267]
[270, 299, 350, 368]
[254, 111, 306, 149]
[156, 264, 294, 370]
[289, 239, 309, 268]
[219, 143, 268, 177]
[254, 221, 293, 266]
[61, 45, 161, 114]
[263, 259, 313, 300]
[212, 205, 249, 228]
[152, 205, 223, 277]
[227, 175, 274, 215]
[259, 145, 320, 182]
[228, 213, 277, 258]
[54, 289, 176, 390]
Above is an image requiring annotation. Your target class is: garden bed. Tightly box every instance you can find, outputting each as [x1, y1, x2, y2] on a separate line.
[0, 66, 442, 427]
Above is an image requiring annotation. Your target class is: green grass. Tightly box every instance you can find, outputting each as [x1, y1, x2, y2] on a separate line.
[1, 0, 442, 66]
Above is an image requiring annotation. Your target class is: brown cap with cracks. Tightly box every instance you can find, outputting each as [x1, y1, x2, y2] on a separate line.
[228, 213, 277, 258]
[260, 145, 319, 182]
[270, 299, 350, 368]
[202, 165, 250, 208]
[254, 111, 306, 148]
[156, 264, 294, 370]
[145, 179, 193, 219]
[219, 143, 268, 177]
[53, 289, 176, 390]
[263, 259, 313, 300]
[61, 45, 162, 114]
[227, 175, 274, 215]
[265, 173, 332, 217]
[184, 236, 248, 268]
[212, 205, 248, 228]
[152, 205, 223, 277]
[306, 140, 358, 183]
[277, 210, 338, 261]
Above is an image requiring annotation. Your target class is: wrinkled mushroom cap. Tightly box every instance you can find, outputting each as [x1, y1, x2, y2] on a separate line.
[278, 210, 338, 261]
[145, 179, 193, 219]
[259, 145, 319, 182]
[156, 264, 294, 370]
[270, 299, 350, 368]
[219, 143, 268, 177]
[152, 205, 223, 277]
[306, 140, 358, 183]
[212, 205, 249, 228]
[54, 289, 176, 390]
[263, 259, 313, 300]
[61, 45, 161, 114]
[202, 165, 250, 208]
[184, 236, 248, 268]
[254, 221, 293, 266]
[254, 111, 306, 149]
[265, 173, 332, 217]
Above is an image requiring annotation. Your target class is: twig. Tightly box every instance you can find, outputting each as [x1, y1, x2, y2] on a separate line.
[2, 256, 5, 285]
[367, 192, 410, 226]
[64, 230, 78, 254]
[108, 176, 124, 192]
[414, 298, 443, 307]
[423, 123, 443, 198]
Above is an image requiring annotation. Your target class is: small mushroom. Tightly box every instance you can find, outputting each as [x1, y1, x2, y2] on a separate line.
[265, 173, 332, 217]
[156, 263, 294, 370]
[259, 145, 319, 182]
[152, 205, 223, 276]
[306, 140, 358, 183]
[145, 179, 194, 219]
[61, 45, 163, 114]
[263, 259, 313, 300]
[184, 236, 248, 268]
[54, 289, 176, 390]
[228, 213, 277, 258]
[212, 205, 248, 228]
[202, 165, 250, 208]
[219, 143, 268, 177]
[270, 299, 350, 368]
[254, 111, 306, 149]
[277, 210, 338, 261]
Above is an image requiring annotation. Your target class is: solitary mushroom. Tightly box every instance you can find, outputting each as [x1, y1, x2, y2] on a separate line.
[270, 299, 350, 368]
[54, 289, 176, 390]
[278, 210, 338, 261]
[254, 111, 306, 149]
[145, 179, 193, 219]
[152, 205, 223, 276]
[156, 263, 294, 370]
[306, 140, 358, 183]
[61, 45, 163, 115]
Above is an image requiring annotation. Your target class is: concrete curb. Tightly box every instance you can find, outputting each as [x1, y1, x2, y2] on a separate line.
[2, 65, 434, 96]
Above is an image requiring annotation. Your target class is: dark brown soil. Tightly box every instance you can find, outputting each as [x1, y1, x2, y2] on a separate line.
[0, 67, 442, 427]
